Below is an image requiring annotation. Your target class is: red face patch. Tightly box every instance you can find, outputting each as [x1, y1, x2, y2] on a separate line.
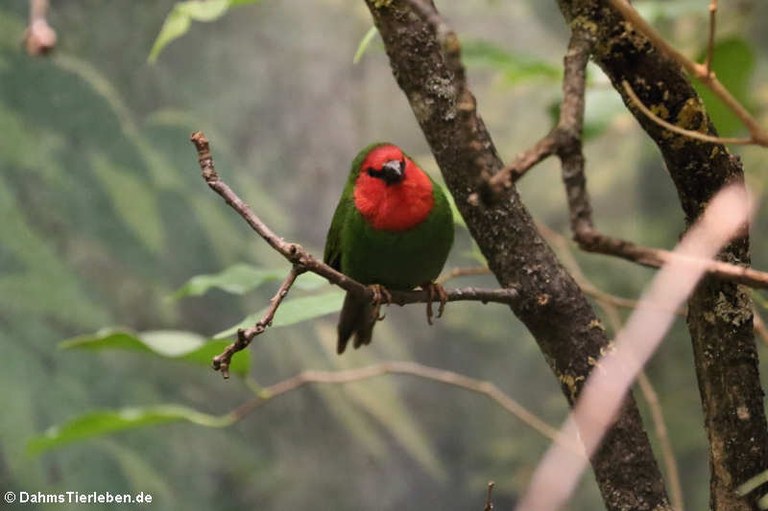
[353, 144, 435, 232]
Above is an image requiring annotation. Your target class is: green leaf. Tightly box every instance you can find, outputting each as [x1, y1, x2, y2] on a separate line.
[149, 0, 256, 63]
[60, 329, 250, 376]
[28, 405, 232, 455]
[353, 26, 379, 64]
[172, 264, 283, 298]
[462, 40, 560, 85]
[694, 37, 755, 137]
[148, 8, 193, 64]
[172, 264, 329, 298]
[215, 290, 345, 338]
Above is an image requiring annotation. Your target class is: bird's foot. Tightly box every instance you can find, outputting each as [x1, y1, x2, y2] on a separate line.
[368, 284, 392, 321]
[422, 282, 448, 325]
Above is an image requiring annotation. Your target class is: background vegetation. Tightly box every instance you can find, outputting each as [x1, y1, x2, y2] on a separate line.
[1, 1, 767, 509]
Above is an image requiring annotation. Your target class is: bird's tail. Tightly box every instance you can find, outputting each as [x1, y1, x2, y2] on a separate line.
[337, 292, 376, 354]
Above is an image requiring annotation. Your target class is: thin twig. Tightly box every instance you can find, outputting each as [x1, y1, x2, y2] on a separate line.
[637, 373, 685, 511]
[213, 267, 303, 378]
[190, 132, 521, 375]
[484, 134, 558, 194]
[226, 361, 581, 453]
[607, 0, 768, 146]
[481, 33, 591, 200]
[483, 481, 496, 511]
[704, 0, 718, 75]
[622, 80, 753, 146]
[24, 0, 56, 56]
[576, 230, 768, 290]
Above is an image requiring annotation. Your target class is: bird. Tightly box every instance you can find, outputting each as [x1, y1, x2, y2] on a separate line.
[324, 142, 455, 354]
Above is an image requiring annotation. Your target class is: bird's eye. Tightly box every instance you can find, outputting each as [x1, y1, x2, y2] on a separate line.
[366, 167, 378, 177]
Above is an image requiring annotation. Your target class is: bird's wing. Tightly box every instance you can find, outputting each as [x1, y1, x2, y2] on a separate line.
[323, 192, 351, 272]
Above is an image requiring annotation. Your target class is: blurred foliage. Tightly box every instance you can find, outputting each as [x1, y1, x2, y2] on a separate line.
[149, 0, 264, 63]
[1, 1, 768, 510]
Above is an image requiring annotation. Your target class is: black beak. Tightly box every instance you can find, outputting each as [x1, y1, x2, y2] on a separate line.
[380, 159, 405, 185]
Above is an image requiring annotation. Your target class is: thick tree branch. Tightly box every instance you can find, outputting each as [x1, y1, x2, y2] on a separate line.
[365, 1, 671, 510]
[556, 2, 768, 510]
[518, 186, 748, 511]
[190, 132, 520, 377]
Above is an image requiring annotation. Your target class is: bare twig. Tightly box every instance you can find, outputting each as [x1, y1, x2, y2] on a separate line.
[485, 134, 558, 194]
[482, 32, 590, 198]
[622, 81, 752, 146]
[484, 481, 496, 511]
[705, 0, 718, 75]
[637, 373, 685, 511]
[213, 267, 303, 378]
[24, 0, 57, 56]
[576, 230, 768, 290]
[190, 132, 521, 376]
[226, 361, 580, 452]
[607, 0, 768, 146]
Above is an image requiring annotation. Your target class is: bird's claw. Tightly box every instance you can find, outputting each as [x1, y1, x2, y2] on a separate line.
[423, 282, 448, 325]
[369, 284, 392, 321]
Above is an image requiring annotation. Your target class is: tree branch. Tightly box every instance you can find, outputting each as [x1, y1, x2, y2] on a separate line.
[621, 80, 753, 146]
[556, 2, 768, 510]
[606, 0, 768, 146]
[227, 361, 577, 452]
[483, 481, 496, 511]
[365, 2, 671, 510]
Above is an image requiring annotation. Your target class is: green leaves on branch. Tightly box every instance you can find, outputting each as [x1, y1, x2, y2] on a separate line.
[61, 328, 250, 377]
[148, 0, 263, 63]
[29, 330, 249, 454]
[28, 405, 233, 455]
[173, 263, 342, 338]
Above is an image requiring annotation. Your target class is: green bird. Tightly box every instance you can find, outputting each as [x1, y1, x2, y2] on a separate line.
[324, 142, 455, 354]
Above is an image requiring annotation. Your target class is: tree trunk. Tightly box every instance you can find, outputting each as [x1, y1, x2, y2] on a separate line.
[364, 1, 672, 510]
[554, 2, 768, 510]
